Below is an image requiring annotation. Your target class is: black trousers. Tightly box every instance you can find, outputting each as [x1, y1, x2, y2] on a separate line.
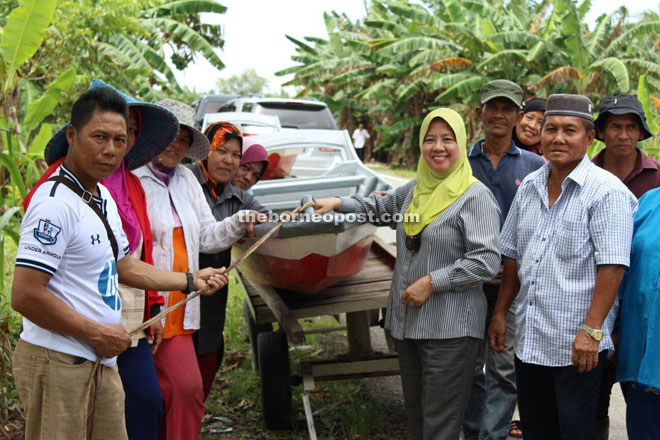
[515, 352, 606, 440]
[355, 148, 364, 161]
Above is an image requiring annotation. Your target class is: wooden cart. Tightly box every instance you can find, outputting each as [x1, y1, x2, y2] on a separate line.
[238, 236, 399, 439]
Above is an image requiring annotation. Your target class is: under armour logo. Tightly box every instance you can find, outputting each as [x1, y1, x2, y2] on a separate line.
[91, 234, 101, 245]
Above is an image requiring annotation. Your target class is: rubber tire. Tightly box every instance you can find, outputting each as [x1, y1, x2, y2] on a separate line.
[243, 299, 273, 371]
[257, 331, 293, 429]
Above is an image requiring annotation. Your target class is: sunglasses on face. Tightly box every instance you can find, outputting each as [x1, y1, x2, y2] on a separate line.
[405, 233, 421, 252]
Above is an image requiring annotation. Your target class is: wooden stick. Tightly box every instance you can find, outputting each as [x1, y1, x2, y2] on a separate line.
[85, 200, 316, 439]
[128, 199, 316, 336]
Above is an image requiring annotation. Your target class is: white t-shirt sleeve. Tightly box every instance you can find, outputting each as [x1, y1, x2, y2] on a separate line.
[16, 195, 73, 277]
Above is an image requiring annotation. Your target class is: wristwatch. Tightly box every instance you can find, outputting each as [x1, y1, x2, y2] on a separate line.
[581, 324, 603, 342]
[182, 272, 194, 295]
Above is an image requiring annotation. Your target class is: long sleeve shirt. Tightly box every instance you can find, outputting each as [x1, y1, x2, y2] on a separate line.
[186, 162, 270, 353]
[135, 164, 248, 330]
[339, 180, 501, 340]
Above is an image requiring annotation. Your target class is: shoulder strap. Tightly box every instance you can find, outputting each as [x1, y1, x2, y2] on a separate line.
[47, 176, 119, 261]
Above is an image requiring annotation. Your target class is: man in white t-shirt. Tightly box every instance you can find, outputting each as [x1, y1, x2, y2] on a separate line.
[11, 87, 228, 440]
[352, 122, 371, 161]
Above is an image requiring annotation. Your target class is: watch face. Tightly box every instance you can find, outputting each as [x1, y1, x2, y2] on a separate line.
[593, 330, 603, 341]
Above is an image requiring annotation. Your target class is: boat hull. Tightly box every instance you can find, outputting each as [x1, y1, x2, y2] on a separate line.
[233, 223, 377, 294]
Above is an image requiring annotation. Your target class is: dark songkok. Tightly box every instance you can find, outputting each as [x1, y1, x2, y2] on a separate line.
[545, 94, 593, 120]
[595, 95, 653, 141]
[522, 97, 546, 114]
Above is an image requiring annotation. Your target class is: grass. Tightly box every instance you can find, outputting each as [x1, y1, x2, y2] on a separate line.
[199, 273, 407, 439]
[0, 245, 406, 439]
[1, 237, 24, 439]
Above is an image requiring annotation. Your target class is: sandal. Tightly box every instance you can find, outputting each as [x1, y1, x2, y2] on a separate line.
[509, 420, 523, 438]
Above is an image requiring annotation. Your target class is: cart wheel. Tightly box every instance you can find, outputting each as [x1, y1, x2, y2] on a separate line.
[244, 299, 273, 371]
[257, 330, 292, 429]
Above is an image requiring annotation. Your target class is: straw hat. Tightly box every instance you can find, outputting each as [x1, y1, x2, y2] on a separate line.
[157, 99, 210, 161]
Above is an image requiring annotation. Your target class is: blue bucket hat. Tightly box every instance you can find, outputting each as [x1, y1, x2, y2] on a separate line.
[44, 80, 180, 170]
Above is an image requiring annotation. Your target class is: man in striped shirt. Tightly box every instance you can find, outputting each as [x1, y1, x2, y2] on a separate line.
[488, 94, 637, 439]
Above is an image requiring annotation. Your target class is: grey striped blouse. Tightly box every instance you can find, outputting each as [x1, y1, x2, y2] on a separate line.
[339, 180, 501, 340]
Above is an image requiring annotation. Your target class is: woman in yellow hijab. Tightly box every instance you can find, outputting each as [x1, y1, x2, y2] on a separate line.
[316, 108, 501, 439]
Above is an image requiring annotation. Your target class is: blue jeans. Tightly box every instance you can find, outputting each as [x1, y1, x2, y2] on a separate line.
[625, 382, 660, 440]
[463, 300, 517, 440]
[117, 338, 163, 440]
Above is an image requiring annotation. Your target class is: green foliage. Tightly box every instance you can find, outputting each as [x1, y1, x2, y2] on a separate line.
[0, 3, 228, 427]
[0, 0, 56, 86]
[280, 0, 660, 164]
[13, 0, 226, 118]
[23, 66, 77, 129]
[215, 69, 269, 96]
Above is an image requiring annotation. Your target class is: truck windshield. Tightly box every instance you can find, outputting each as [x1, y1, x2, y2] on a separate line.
[255, 103, 337, 130]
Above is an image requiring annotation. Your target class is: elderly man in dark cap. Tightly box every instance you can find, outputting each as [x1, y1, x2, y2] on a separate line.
[591, 96, 659, 438]
[463, 80, 545, 440]
[592, 95, 659, 198]
[487, 94, 638, 439]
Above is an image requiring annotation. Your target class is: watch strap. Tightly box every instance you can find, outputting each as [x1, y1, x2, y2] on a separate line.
[580, 324, 602, 341]
[182, 272, 194, 295]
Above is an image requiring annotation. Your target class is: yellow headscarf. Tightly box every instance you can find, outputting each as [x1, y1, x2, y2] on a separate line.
[403, 108, 479, 236]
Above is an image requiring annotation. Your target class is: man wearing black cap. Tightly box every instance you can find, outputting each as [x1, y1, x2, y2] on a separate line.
[463, 79, 545, 440]
[593, 95, 659, 198]
[487, 94, 638, 439]
[591, 96, 658, 439]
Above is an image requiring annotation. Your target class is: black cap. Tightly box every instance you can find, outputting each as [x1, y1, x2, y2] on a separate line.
[545, 94, 593, 120]
[594, 95, 653, 141]
[522, 97, 546, 114]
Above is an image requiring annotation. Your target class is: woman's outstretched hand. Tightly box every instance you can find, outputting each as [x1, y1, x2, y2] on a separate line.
[314, 197, 342, 214]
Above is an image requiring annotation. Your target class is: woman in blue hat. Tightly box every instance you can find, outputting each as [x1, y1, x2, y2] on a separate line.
[26, 80, 180, 440]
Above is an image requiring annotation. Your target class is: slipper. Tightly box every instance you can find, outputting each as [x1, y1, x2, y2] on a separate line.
[509, 420, 523, 438]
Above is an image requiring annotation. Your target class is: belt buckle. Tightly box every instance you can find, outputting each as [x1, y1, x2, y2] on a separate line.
[81, 190, 93, 203]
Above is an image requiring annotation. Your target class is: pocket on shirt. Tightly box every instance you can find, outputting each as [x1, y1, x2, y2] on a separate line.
[555, 220, 589, 260]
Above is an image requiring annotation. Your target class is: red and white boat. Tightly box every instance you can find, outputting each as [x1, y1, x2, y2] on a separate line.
[232, 129, 394, 294]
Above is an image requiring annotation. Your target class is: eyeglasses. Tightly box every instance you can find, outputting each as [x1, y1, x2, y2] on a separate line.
[405, 234, 421, 252]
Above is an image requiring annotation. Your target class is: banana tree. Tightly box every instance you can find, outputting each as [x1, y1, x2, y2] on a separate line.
[281, 0, 660, 164]
[100, 0, 227, 100]
[0, 0, 79, 217]
[0, 0, 57, 153]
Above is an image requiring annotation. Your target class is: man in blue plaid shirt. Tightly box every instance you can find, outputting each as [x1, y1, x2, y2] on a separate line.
[488, 94, 638, 439]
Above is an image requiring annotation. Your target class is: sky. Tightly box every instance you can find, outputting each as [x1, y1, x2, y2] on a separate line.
[172, 0, 657, 94]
